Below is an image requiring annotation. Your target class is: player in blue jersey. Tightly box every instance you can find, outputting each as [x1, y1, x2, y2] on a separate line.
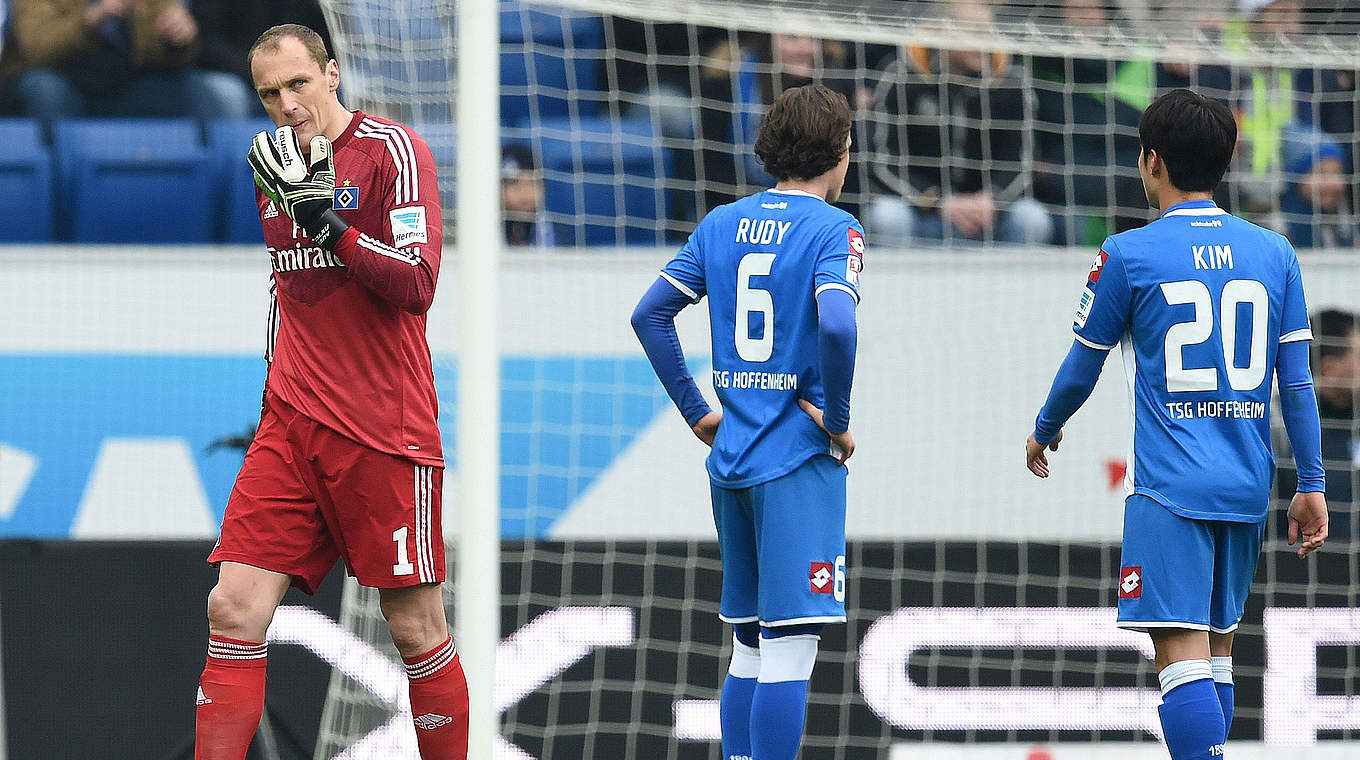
[632, 83, 861, 760]
[1025, 89, 1329, 760]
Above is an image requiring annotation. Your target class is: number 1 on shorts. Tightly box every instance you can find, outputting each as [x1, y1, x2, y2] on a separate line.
[392, 526, 415, 576]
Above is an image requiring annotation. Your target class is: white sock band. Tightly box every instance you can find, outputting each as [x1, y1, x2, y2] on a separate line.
[1211, 656, 1233, 685]
[1159, 659, 1214, 696]
[757, 634, 819, 684]
[728, 636, 761, 680]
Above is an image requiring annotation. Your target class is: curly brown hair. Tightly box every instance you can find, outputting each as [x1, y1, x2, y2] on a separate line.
[754, 84, 851, 182]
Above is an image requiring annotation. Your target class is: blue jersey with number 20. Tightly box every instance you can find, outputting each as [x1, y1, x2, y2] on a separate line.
[661, 189, 864, 488]
[1075, 200, 1312, 522]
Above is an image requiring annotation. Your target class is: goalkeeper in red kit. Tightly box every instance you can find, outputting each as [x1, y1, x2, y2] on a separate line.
[194, 24, 468, 760]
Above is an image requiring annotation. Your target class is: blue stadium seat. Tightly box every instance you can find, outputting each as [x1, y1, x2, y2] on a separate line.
[53, 119, 214, 243]
[419, 122, 457, 213]
[0, 119, 54, 242]
[207, 118, 276, 243]
[500, 4, 604, 127]
[337, 0, 454, 124]
[531, 116, 669, 246]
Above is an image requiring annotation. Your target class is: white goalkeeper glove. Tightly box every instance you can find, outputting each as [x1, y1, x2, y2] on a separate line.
[248, 126, 350, 249]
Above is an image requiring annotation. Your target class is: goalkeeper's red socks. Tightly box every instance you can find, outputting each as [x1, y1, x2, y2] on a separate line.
[195, 636, 267, 760]
[404, 635, 470, 760]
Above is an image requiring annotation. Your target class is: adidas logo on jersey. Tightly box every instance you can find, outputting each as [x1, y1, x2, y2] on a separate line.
[196, 686, 213, 706]
[413, 712, 453, 730]
[264, 200, 279, 219]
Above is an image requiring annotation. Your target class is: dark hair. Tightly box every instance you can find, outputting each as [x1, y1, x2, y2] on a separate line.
[1311, 308, 1359, 369]
[249, 24, 331, 72]
[754, 84, 851, 182]
[1138, 88, 1237, 192]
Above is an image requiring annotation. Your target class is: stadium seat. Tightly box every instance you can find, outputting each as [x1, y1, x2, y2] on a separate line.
[531, 116, 669, 246]
[53, 119, 214, 243]
[334, 0, 454, 124]
[500, 5, 604, 127]
[0, 119, 54, 242]
[419, 122, 458, 213]
[207, 118, 276, 243]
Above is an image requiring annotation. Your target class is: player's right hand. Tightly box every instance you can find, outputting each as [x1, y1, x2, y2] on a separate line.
[1025, 429, 1062, 478]
[798, 399, 855, 465]
[691, 410, 721, 447]
[1287, 491, 1328, 558]
[247, 126, 347, 248]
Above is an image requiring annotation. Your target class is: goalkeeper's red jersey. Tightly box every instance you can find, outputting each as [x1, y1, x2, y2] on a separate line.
[256, 111, 444, 467]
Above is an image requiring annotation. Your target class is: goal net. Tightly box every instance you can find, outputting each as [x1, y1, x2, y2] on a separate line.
[309, 1, 1360, 758]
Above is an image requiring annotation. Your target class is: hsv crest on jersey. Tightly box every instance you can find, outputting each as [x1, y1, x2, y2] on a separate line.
[333, 184, 360, 211]
[1119, 566, 1143, 599]
[809, 562, 834, 594]
[1088, 249, 1109, 284]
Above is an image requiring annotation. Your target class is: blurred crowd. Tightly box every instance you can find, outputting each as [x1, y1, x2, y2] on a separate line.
[0, 0, 1355, 249]
[614, 0, 1360, 248]
[0, 0, 328, 121]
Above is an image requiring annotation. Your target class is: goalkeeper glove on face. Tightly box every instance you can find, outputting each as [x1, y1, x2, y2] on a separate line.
[247, 126, 350, 250]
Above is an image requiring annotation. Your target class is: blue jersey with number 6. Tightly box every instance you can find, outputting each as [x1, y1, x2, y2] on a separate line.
[661, 189, 864, 488]
[1075, 199, 1312, 522]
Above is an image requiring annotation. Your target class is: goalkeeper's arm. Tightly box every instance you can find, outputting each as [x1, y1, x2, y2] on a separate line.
[250, 126, 439, 314]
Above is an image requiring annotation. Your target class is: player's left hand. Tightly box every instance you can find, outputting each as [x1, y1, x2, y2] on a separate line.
[1287, 491, 1328, 558]
[248, 126, 349, 249]
[798, 399, 855, 465]
[691, 410, 721, 447]
[1025, 430, 1062, 478]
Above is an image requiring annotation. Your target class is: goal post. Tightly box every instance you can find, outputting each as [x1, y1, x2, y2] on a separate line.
[453, 2, 502, 759]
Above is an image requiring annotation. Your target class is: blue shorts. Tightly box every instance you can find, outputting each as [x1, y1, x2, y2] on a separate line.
[1116, 494, 1266, 634]
[710, 454, 847, 627]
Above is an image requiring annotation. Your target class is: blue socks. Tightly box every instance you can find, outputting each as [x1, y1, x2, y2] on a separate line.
[1212, 656, 1235, 735]
[750, 679, 810, 760]
[1158, 659, 1226, 760]
[721, 624, 821, 760]
[720, 624, 760, 760]
[750, 632, 819, 760]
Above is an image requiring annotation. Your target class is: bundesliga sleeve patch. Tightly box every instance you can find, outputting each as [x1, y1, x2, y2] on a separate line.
[1088, 249, 1109, 284]
[390, 206, 429, 247]
[1074, 286, 1095, 328]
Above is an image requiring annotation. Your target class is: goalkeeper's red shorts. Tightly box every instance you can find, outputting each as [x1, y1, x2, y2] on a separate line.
[209, 392, 445, 594]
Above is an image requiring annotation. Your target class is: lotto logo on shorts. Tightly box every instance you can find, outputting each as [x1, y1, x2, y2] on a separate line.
[810, 562, 834, 594]
[1119, 566, 1143, 599]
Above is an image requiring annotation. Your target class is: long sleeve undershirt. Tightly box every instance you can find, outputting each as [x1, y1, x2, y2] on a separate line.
[1033, 338, 1325, 493]
[1033, 340, 1108, 445]
[631, 277, 712, 427]
[816, 288, 857, 434]
[631, 277, 859, 433]
[1277, 339, 1325, 492]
